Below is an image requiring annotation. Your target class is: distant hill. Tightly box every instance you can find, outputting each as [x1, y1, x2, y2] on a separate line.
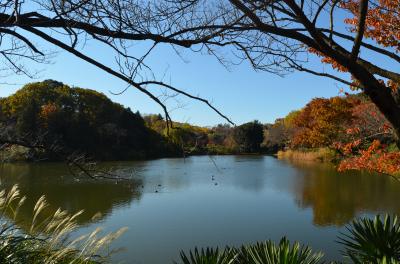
[0, 80, 179, 161]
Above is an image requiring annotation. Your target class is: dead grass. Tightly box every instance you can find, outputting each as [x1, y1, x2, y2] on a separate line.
[277, 148, 336, 163]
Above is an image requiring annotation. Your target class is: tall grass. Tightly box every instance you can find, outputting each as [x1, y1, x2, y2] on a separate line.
[277, 148, 336, 162]
[0, 185, 126, 263]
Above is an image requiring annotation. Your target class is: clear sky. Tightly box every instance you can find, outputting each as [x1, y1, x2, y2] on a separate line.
[0, 39, 354, 127]
[1, 2, 396, 127]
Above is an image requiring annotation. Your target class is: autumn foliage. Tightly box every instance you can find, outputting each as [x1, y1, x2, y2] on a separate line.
[342, 0, 400, 52]
[338, 140, 400, 175]
[267, 92, 400, 176]
[291, 97, 353, 148]
[0, 80, 179, 161]
[308, 0, 400, 92]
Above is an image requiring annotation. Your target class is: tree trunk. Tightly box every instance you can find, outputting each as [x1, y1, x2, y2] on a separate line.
[363, 84, 400, 147]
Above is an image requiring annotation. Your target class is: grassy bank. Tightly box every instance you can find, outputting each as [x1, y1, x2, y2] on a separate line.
[277, 148, 337, 163]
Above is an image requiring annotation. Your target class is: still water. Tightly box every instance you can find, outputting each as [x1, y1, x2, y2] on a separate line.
[1, 155, 400, 263]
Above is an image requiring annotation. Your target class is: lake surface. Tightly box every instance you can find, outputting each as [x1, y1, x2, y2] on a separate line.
[1, 155, 400, 263]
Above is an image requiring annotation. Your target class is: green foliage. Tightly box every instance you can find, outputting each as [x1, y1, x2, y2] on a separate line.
[387, 143, 400, 153]
[177, 214, 400, 264]
[0, 80, 178, 160]
[144, 116, 240, 155]
[339, 215, 400, 263]
[176, 238, 323, 264]
[233, 121, 264, 153]
[176, 247, 237, 264]
[238, 238, 323, 264]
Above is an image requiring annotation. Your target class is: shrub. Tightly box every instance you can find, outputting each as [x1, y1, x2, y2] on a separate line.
[339, 215, 400, 263]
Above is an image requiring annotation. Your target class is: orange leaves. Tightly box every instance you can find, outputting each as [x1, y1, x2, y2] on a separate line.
[291, 97, 353, 148]
[341, 0, 400, 51]
[350, 99, 392, 136]
[308, 0, 398, 94]
[308, 48, 348, 72]
[289, 94, 400, 175]
[333, 139, 362, 154]
[332, 96, 400, 175]
[388, 80, 400, 91]
[291, 95, 393, 151]
[338, 140, 400, 175]
[39, 103, 58, 121]
[39, 103, 61, 129]
[342, 0, 400, 51]
[346, 127, 361, 135]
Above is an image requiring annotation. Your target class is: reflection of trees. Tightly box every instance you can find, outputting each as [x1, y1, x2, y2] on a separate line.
[0, 163, 143, 227]
[231, 156, 267, 192]
[288, 160, 400, 226]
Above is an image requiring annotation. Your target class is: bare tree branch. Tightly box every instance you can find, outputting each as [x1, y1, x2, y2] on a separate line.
[351, 0, 368, 60]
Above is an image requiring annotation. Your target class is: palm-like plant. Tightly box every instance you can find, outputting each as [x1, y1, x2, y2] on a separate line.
[338, 214, 400, 263]
[237, 237, 324, 264]
[175, 247, 237, 264]
[175, 238, 323, 264]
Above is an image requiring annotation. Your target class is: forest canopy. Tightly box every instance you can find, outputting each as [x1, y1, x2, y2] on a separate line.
[0, 81, 265, 162]
[0, 80, 178, 161]
[3, 80, 400, 177]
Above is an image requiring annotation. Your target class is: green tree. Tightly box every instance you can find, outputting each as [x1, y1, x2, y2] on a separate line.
[0, 81, 178, 161]
[233, 121, 264, 153]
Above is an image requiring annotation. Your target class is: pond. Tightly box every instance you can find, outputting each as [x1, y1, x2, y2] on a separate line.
[0, 155, 399, 263]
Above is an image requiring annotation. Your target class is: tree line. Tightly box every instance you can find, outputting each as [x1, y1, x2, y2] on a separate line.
[3, 80, 400, 176]
[264, 93, 400, 175]
[0, 81, 265, 162]
[0, 80, 179, 161]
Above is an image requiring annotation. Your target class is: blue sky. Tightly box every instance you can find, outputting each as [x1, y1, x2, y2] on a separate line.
[0, 40, 353, 127]
[1, 2, 396, 127]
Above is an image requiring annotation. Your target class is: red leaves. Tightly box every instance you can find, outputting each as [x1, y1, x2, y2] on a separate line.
[338, 140, 400, 175]
[335, 97, 399, 174]
[346, 127, 361, 135]
[309, 0, 399, 93]
[342, 0, 400, 52]
[290, 94, 399, 175]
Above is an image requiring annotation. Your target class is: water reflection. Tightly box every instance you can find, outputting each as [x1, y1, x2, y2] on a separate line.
[1, 157, 400, 263]
[0, 163, 143, 226]
[281, 160, 400, 226]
